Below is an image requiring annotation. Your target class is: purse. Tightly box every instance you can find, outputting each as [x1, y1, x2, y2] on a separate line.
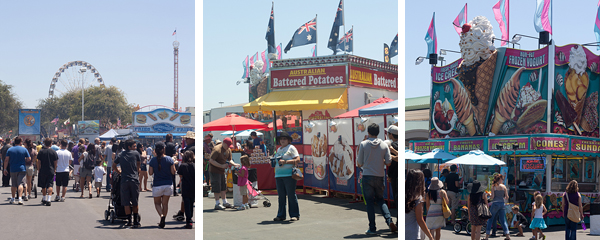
[292, 167, 304, 180]
[442, 196, 451, 218]
[477, 202, 492, 219]
[565, 193, 581, 223]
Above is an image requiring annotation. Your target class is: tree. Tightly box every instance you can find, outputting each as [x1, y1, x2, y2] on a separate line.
[36, 85, 134, 130]
[0, 80, 24, 136]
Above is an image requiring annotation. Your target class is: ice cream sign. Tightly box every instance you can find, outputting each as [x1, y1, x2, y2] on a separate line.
[432, 59, 462, 83]
[506, 50, 547, 68]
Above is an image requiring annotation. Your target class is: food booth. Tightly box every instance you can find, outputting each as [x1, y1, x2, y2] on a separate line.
[132, 108, 194, 140]
[243, 54, 398, 200]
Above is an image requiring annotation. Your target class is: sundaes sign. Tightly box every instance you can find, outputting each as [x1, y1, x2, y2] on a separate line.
[271, 65, 347, 89]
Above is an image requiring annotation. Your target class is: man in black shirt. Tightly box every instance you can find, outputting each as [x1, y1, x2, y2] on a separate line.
[173, 131, 195, 221]
[112, 140, 141, 228]
[445, 164, 461, 223]
[1, 137, 11, 187]
[37, 138, 58, 206]
[165, 133, 179, 197]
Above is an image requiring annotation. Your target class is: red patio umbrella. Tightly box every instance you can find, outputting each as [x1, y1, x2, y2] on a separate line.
[203, 114, 269, 132]
[334, 97, 393, 119]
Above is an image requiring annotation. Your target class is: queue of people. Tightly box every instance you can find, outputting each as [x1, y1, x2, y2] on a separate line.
[0, 131, 195, 230]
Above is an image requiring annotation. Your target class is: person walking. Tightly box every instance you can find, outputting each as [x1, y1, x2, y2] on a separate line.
[384, 125, 399, 227]
[1, 137, 12, 187]
[357, 123, 396, 234]
[23, 139, 38, 201]
[178, 150, 195, 229]
[164, 133, 179, 197]
[446, 164, 462, 224]
[203, 135, 212, 187]
[72, 139, 85, 192]
[425, 177, 448, 240]
[467, 180, 488, 240]
[36, 138, 58, 206]
[3, 137, 30, 205]
[137, 143, 150, 192]
[104, 138, 115, 192]
[272, 131, 301, 222]
[54, 139, 73, 202]
[406, 169, 434, 240]
[485, 174, 511, 240]
[562, 180, 584, 240]
[112, 139, 142, 228]
[79, 143, 97, 198]
[529, 193, 547, 240]
[148, 142, 175, 228]
[208, 137, 239, 210]
[173, 131, 195, 221]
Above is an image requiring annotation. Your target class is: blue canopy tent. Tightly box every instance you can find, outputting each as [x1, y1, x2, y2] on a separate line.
[358, 100, 398, 115]
[417, 148, 456, 177]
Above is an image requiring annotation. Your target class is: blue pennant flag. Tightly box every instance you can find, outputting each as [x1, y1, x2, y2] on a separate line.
[328, 0, 344, 54]
[265, 2, 276, 54]
[284, 17, 317, 53]
[389, 34, 398, 58]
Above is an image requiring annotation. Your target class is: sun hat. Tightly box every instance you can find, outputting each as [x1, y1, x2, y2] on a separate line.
[277, 131, 293, 143]
[428, 177, 444, 191]
[183, 131, 195, 139]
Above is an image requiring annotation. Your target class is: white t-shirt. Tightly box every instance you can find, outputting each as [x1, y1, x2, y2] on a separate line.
[93, 166, 106, 182]
[56, 149, 73, 173]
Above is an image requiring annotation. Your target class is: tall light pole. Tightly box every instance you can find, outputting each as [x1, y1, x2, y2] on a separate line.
[80, 67, 87, 122]
[173, 41, 179, 112]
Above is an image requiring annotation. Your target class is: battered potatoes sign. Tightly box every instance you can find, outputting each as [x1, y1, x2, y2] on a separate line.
[271, 65, 346, 88]
[349, 66, 398, 92]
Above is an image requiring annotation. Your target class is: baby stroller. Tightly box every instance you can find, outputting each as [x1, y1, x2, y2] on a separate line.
[453, 206, 486, 235]
[247, 181, 271, 207]
[104, 172, 141, 224]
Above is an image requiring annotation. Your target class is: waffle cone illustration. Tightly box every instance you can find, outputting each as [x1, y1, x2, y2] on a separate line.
[565, 68, 589, 126]
[474, 51, 498, 132]
[450, 78, 476, 136]
[490, 67, 524, 134]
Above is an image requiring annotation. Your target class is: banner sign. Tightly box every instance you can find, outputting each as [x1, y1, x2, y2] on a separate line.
[530, 136, 569, 151]
[432, 59, 463, 83]
[271, 65, 346, 89]
[78, 120, 100, 135]
[133, 108, 193, 133]
[487, 138, 528, 151]
[303, 121, 328, 189]
[328, 118, 355, 193]
[18, 109, 41, 135]
[553, 44, 600, 138]
[413, 141, 445, 153]
[448, 139, 484, 152]
[520, 157, 545, 172]
[349, 66, 398, 92]
[570, 138, 600, 153]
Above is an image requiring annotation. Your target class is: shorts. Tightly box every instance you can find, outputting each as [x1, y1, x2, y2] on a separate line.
[55, 172, 70, 187]
[152, 185, 173, 197]
[73, 165, 80, 176]
[38, 173, 54, 189]
[80, 168, 93, 179]
[209, 171, 227, 193]
[94, 182, 102, 188]
[26, 165, 35, 177]
[239, 184, 248, 196]
[140, 164, 147, 172]
[447, 191, 461, 211]
[10, 172, 27, 188]
[121, 181, 140, 207]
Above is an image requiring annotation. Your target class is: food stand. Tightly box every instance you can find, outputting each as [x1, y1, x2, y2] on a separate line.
[244, 54, 398, 202]
[132, 108, 193, 139]
[408, 16, 600, 225]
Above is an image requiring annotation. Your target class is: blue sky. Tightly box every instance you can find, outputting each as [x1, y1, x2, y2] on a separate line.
[203, 0, 398, 111]
[406, 1, 600, 99]
[0, 0, 194, 111]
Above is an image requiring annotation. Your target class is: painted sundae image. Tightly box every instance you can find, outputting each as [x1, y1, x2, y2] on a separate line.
[328, 135, 354, 180]
[565, 46, 589, 131]
[490, 67, 522, 135]
[511, 82, 547, 130]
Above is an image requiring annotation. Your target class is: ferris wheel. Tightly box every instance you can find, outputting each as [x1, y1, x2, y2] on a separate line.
[48, 61, 105, 98]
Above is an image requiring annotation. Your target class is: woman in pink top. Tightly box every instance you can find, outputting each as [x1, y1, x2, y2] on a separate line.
[236, 156, 251, 211]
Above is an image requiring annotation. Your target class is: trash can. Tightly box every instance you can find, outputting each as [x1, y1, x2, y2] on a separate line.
[591, 202, 600, 235]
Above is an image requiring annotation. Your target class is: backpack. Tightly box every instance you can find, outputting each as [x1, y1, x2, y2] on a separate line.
[83, 152, 95, 170]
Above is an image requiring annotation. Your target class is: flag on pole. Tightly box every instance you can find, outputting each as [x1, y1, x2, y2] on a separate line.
[261, 49, 270, 73]
[336, 28, 353, 52]
[51, 116, 59, 125]
[277, 43, 282, 59]
[63, 118, 70, 126]
[534, 0, 552, 34]
[172, 29, 177, 36]
[493, 0, 509, 46]
[453, 3, 467, 35]
[284, 17, 317, 53]
[311, 45, 317, 57]
[595, 5, 600, 50]
[266, 2, 276, 54]
[425, 13, 437, 55]
[241, 55, 249, 79]
[389, 33, 398, 58]
[327, 0, 344, 54]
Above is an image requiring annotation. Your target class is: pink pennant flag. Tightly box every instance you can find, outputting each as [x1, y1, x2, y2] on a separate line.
[261, 50, 267, 73]
[534, 0, 552, 34]
[493, 0, 509, 46]
[277, 43, 282, 59]
[453, 4, 467, 35]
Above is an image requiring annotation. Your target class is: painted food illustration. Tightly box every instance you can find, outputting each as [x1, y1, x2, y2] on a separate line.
[511, 82, 547, 130]
[314, 162, 326, 180]
[356, 122, 366, 132]
[158, 110, 169, 120]
[311, 132, 327, 157]
[136, 114, 147, 124]
[291, 132, 301, 141]
[328, 135, 354, 180]
[432, 98, 456, 134]
[180, 115, 191, 124]
[450, 78, 476, 136]
[490, 67, 523, 134]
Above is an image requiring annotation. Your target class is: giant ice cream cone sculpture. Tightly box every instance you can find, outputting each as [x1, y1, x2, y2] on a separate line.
[474, 51, 498, 132]
[565, 46, 589, 131]
[490, 67, 524, 134]
[451, 78, 476, 136]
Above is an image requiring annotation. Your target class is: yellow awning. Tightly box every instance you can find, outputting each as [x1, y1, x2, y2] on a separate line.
[244, 88, 348, 112]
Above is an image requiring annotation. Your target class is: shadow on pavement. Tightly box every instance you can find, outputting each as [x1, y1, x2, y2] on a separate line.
[257, 220, 293, 225]
[344, 232, 397, 239]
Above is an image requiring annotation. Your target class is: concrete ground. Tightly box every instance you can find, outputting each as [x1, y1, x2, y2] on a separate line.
[432, 222, 597, 240]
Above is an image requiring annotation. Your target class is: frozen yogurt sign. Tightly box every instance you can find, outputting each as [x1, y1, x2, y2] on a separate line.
[505, 49, 547, 68]
[271, 65, 346, 89]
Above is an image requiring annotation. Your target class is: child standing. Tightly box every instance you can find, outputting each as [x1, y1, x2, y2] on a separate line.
[510, 205, 528, 237]
[178, 150, 195, 229]
[93, 160, 106, 198]
[528, 194, 547, 240]
[236, 155, 250, 211]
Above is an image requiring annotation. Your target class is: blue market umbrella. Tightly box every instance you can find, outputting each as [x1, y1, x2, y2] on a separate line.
[417, 148, 456, 177]
[405, 149, 422, 164]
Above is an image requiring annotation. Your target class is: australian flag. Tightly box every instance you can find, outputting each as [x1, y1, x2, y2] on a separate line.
[336, 28, 352, 52]
[327, 0, 344, 54]
[265, 3, 276, 55]
[284, 17, 317, 54]
[389, 33, 398, 58]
